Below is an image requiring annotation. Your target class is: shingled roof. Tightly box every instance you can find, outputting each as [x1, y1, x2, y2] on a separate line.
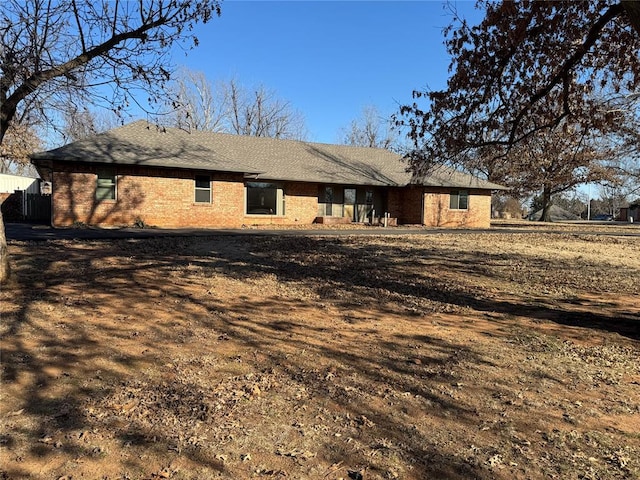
[32, 120, 505, 190]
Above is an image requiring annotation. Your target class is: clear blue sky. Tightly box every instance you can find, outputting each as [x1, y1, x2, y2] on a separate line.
[170, 1, 483, 144]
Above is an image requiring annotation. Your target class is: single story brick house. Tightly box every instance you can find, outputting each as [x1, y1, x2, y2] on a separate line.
[30, 121, 506, 229]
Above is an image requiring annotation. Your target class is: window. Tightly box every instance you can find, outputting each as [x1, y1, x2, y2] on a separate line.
[324, 186, 334, 216]
[365, 190, 374, 205]
[325, 186, 334, 204]
[195, 175, 211, 203]
[246, 182, 284, 215]
[96, 169, 116, 201]
[344, 188, 356, 205]
[450, 190, 469, 210]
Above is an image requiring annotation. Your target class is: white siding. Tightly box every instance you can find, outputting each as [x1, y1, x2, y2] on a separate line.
[0, 173, 40, 194]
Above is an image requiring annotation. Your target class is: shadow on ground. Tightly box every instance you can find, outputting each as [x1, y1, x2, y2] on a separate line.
[1, 233, 638, 479]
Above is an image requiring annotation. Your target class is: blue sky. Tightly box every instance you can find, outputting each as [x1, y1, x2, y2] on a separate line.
[170, 1, 483, 144]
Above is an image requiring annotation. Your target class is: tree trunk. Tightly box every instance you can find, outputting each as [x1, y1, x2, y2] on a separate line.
[0, 209, 10, 284]
[540, 187, 553, 222]
[623, 1, 640, 36]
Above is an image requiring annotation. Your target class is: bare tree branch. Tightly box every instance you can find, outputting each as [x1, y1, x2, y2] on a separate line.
[0, 0, 221, 283]
[396, 1, 640, 221]
[1, 0, 221, 143]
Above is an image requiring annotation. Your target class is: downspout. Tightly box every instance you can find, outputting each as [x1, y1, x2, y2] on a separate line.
[421, 187, 425, 226]
[46, 164, 54, 228]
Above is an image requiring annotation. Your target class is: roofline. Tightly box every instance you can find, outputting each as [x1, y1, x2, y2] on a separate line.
[31, 157, 508, 190]
[0, 171, 40, 180]
[31, 157, 262, 177]
[29, 121, 509, 191]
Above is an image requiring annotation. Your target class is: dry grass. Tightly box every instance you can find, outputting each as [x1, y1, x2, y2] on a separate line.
[1, 226, 639, 479]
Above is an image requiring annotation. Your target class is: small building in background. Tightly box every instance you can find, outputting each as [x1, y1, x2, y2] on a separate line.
[526, 205, 580, 222]
[0, 172, 40, 194]
[618, 202, 640, 223]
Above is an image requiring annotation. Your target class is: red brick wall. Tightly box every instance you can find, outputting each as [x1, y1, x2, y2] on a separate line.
[127, 171, 247, 228]
[400, 187, 425, 224]
[52, 163, 248, 228]
[422, 188, 491, 228]
[50, 162, 493, 228]
[284, 182, 318, 223]
[386, 188, 404, 220]
[387, 187, 491, 228]
[51, 163, 325, 228]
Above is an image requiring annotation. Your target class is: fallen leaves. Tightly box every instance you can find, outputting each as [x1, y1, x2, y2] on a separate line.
[275, 447, 316, 460]
[2, 230, 639, 480]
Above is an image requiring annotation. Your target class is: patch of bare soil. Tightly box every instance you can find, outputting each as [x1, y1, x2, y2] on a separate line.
[1, 228, 639, 479]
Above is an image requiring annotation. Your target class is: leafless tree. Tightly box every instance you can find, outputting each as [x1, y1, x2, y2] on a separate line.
[225, 78, 307, 139]
[338, 105, 397, 150]
[169, 72, 307, 139]
[169, 68, 227, 132]
[0, 0, 221, 283]
[606, 94, 640, 194]
[598, 183, 628, 218]
[62, 107, 121, 143]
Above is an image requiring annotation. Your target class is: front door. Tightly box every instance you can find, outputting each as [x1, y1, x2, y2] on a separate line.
[344, 188, 356, 221]
[324, 186, 334, 216]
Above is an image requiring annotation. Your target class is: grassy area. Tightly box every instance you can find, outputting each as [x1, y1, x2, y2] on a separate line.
[1, 228, 639, 479]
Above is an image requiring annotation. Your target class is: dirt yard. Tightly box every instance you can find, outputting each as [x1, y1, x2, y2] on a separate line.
[1, 226, 639, 479]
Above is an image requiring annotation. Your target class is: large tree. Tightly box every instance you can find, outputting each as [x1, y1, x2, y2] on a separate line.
[224, 78, 307, 139]
[338, 105, 397, 150]
[0, 122, 42, 175]
[397, 1, 640, 220]
[503, 123, 617, 221]
[0, 0, 221, 283]
[62, 106, 121, 143]
[338, 105, 402, 150]
[169, 68, 228, 133]
[170, 71, 307, 139]
[608, 94, 640, 193]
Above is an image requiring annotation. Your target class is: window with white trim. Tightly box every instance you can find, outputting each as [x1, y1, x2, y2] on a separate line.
[450, 189, 469, 210]
[195, 175, 211, 203]
[96, 168, 116, 201]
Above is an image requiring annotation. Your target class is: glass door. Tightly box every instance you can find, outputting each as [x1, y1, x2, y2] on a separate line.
[344, 188, 356, 221]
